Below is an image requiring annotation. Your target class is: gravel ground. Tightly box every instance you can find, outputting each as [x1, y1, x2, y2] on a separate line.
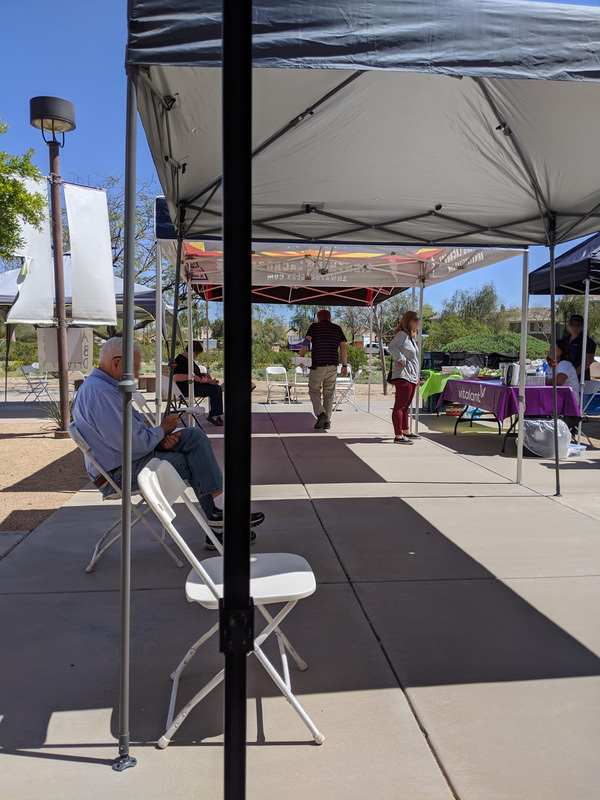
[0, 422, 88, 532]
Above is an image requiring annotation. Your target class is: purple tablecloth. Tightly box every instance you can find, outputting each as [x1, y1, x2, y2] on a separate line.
[438, 380, 581, 423]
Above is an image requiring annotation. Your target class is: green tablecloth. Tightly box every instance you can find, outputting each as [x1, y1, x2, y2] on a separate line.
[419, 371, 462, 401]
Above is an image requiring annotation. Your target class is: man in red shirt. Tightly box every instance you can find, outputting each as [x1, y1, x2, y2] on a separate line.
[299, 310, 348, 430]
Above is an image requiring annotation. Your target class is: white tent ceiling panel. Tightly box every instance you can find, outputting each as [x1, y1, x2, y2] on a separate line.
[138, 64, 600, 247]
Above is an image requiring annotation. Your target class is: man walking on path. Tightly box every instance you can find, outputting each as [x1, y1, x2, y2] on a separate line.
[299, 309, 348, 430]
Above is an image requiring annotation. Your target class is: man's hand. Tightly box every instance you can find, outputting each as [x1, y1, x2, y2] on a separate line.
[340, 366, 348, 377]
[161, 432, 181, 450]
[161, 413, 180, 435]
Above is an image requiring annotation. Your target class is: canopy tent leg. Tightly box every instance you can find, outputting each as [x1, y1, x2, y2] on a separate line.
[206, 296, 210, 369]
[415, 282, 424, 435]
[112, 66, 138, 774]
[367, 303, 373, 413]
[548, 222, 561, 496]
[516, 250, 529, 485]
[410, 288, 416, 430]
[187, 272, 194, 411]
[221, 1, 253, 799]
[4, 324, 11, 402]
[154, 242, 163, 425]
[577, 277, 590, 445]
[165, 232, 184, 414]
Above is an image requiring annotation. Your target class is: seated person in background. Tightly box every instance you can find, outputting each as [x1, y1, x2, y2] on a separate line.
[545, 340, 579, 393]
[563, 314, 596, 381]
[173, 340, 224, 426]
[72, 337, 263, 549]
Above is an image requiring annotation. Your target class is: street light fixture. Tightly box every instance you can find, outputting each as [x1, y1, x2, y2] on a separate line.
[30, 96, 76, 435]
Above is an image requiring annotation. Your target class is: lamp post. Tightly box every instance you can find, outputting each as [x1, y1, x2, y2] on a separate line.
[30, 96, 76, 436]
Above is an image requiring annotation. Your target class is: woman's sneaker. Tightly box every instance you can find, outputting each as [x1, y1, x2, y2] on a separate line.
[207, 509, 265, 529]
[205, 529, 257, 551]
[394, 436, 414, 445]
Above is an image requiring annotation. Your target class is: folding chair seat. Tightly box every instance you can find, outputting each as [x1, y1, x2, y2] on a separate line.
[333, 367, 361, 411]
[265, 366, 290, 403]
[68, 422, 184, 573]
[137, 458, 324, 749]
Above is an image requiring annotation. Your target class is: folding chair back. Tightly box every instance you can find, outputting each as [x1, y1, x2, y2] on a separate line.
[266, 366, 289, 403]
[133, 390, 157, 427]
[138, 460, 224, 588]
[68, 422, 122, 496]
[293, 366, 310, 401]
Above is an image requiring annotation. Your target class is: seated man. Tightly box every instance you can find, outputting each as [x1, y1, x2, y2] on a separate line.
[72, 337, 262, 549]
[173, 341, 224, 426]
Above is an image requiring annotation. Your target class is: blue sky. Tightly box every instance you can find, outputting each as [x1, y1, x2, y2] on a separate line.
[2, 0, 599, 312]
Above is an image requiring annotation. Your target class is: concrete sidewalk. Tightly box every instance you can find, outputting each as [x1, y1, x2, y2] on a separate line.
[1, 402, 599, 799]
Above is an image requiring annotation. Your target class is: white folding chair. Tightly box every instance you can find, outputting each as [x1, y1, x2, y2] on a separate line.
[265, 366, 290, 403]
[68, 423, 184, 572]
[161, 376, 206, 426]
[582, 380, 600, 415]
[333, 367, 361, 411]
[20, 364, 52, 401]
[292, 366, 310, 402]
[137, 458, 324, 749]
[132, 390, 158, 427]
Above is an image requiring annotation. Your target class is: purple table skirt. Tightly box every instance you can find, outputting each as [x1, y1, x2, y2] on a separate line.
[438, 379, 581, 423]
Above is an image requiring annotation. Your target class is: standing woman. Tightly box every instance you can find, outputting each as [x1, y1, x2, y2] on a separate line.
[388, 311, 421, 444]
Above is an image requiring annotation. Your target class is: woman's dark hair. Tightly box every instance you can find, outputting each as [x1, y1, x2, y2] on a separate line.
[187, 340, 204, 354]
[556, 339, 571, 362]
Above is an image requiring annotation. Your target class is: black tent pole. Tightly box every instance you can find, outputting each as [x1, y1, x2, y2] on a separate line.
[221, 1, 253, 799]
[548, 216, 561, 497]
[166, 229, 184, 413]
[4, 323, 11, 402]
[112, 66, 138, 773]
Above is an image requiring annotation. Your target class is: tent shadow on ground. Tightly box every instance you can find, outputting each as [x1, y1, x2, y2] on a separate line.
[0, 402, 50, 420]
[0, 495, 599, 756]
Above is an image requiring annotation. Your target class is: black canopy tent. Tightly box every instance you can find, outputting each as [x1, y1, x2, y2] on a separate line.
[123, 1, 600, 794]
[529, 233, 600, 440]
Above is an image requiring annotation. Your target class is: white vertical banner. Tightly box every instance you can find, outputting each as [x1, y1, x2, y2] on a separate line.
[7, 177, 54, 324]
[64, 184, 117, 325]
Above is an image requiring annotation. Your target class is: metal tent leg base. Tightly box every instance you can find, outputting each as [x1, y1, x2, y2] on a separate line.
[112, 754, 137, 772]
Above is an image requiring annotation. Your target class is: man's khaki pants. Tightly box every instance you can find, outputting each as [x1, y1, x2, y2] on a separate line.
[308, 365, 338, 420]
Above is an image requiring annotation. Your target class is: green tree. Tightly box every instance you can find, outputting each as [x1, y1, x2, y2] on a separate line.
[443, 282, 500, 324]
[557, 295, 600, 341]
[0, 119, 46, 263]
[334, 306, 365, 343]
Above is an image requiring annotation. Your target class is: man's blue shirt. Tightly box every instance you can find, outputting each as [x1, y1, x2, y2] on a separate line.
[72, 367, 164, 478]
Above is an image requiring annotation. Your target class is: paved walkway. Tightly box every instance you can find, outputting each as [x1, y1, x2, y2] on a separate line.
[1, 401, 599, 799]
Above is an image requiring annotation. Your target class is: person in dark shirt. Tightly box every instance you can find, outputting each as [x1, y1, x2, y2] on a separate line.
[563, 314, 596, 381]
[173, 341, 224, 426]
[298, 310, 348, 430]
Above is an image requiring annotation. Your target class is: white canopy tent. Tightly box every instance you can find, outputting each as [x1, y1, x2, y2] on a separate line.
[120, 0, 600, 786]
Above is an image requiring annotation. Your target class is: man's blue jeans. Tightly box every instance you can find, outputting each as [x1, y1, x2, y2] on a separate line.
[104, 427, 223, 517]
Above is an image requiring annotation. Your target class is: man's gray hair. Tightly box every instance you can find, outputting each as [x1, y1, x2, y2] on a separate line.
[99, 337, 142, 363]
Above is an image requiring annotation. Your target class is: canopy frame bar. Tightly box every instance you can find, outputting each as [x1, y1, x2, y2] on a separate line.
[184, 69, 365, 211]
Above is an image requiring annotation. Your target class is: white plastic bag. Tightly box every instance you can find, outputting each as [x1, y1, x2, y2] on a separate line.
[457, 365, 479, 380]
[522, 419, 571, 460]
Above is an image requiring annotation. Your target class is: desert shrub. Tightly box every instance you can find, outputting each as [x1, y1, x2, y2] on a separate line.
[346, 346, 368, 372]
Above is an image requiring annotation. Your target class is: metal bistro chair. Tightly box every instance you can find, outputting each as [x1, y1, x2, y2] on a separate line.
[137, 458, 324, 749]
[68, 423, 184, 573]
[20, 363, 52, 402]
[293, 366, 310, 402]
[333, 366, 361, 412]
[265, 366, 290, 403]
